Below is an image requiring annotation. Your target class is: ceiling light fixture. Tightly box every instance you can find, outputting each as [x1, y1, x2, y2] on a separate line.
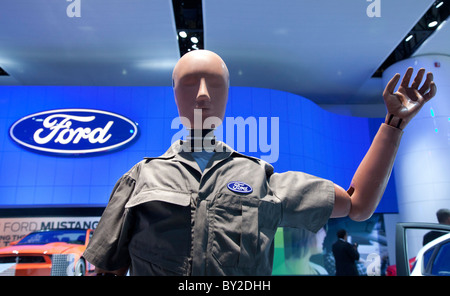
[428, 20, 438, 27]
[172, 0, 204, 56]
[372, 0, 450, 77]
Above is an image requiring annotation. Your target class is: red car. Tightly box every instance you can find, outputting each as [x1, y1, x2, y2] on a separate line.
[0, 229, 95, 276]
[386, 257, 416, 276]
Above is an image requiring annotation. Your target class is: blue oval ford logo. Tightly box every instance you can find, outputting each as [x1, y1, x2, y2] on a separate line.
[9, 109, 138, 155]
[227, 181, 253, 194]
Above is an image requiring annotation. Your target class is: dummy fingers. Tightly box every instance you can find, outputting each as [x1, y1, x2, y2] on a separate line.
[400, 67, 414, 88]
[423, 81, 437, 102]
[411, 68, 425, 89]
[418, 72, 433, 93]
[383, 73, 400, 97]
[419, 72, 437, 101]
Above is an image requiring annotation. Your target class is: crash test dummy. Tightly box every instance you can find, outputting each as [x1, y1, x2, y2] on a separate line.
[83, 50, 437, 276]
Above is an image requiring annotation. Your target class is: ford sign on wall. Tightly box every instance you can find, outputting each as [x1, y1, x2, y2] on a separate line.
[9, 109, 139, 155]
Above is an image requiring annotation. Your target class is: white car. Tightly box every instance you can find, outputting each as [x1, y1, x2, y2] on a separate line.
[410, 232, 450, 276]
[395, 222, 450, 276]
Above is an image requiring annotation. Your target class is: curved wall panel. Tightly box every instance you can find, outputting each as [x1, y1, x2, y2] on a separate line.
[0, 85, 396, 212]
[383, 55, 450, 255]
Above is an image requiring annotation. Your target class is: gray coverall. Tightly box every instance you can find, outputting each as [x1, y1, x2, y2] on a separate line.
[83, 140, 334, 275]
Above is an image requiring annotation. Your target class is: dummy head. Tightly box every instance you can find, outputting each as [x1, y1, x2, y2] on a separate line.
[172, 50, 229, 130]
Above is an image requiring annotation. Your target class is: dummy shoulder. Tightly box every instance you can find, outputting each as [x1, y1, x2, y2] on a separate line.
[119, 157, 171, 187]
[121, 161, 144, 181]
[231, 151, 275, 176]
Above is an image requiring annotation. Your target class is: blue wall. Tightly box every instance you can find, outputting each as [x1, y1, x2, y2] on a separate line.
[0, 86, 397, 212]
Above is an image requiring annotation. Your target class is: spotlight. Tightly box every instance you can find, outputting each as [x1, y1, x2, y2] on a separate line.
[179, 31, 187, 38]
[428, 20, 438, 27]
[190, 36, 199, 44]
[436, 1, 444, 9]
[405, 34, 413, 42]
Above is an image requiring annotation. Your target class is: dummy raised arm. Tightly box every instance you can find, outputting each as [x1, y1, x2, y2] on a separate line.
[331, 67, 437, 221]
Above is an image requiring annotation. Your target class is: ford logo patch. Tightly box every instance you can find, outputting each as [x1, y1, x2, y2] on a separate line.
[9, 109, 138, 155]
[227, 181, 253, 194]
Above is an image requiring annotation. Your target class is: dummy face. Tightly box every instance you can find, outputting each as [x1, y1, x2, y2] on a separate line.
[172, 50, 229, 129]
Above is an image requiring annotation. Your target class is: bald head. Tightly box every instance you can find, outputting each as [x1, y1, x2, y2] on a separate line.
[172, 50, 229, 129]
[172, 50, 229, 86]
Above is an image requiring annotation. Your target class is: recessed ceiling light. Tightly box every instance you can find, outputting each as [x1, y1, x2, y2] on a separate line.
[405, 35, 413, 42]
[190, 36, 199, 44]
[428, 21, 438, 28]
[436, 1, 444, 9]
[179, 31, 187, 38]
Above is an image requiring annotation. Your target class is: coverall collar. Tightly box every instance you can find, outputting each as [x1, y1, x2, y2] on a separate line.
[144, 140, 238, 176]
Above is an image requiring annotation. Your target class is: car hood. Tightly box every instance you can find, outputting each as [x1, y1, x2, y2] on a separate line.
[0, 243, 78, 255]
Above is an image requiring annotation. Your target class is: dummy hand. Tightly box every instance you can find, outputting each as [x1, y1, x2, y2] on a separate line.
[383, 67, 437, 130]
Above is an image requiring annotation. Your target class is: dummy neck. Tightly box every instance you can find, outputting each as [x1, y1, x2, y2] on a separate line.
[186, 129, 216, 152]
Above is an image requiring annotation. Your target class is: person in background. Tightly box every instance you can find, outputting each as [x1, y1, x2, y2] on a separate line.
[332, 229, 360, 276]
[284, 227, 328, 275]
[423, 208, 450, 246]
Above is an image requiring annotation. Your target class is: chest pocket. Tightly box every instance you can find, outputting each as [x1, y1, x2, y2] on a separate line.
[126, 189, 192, 275]
[209, 193, 281, 268]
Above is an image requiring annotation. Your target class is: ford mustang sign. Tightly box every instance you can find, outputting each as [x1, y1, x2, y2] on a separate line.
[9, 109, 139, 155]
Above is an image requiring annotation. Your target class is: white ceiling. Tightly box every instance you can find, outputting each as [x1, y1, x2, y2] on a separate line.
[0, 0, 180, 86]
[203, 0, 438, 104]
[0, 0, 448, 106]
